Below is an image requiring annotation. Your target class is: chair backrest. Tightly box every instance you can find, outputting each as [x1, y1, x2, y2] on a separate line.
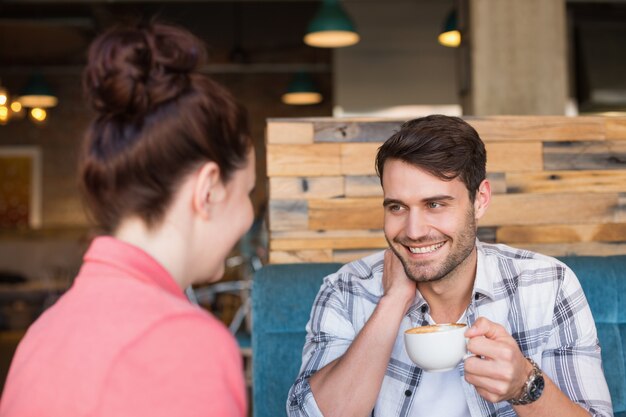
[559, 256, 626, 416]
[251, 263, 342, 417]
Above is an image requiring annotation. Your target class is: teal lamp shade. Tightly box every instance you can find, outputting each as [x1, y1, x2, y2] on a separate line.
[438, 10, 461, 47]
[304, 0, 360, 48]
[18, 74, 58, 108]
[281, 72, 322, 105]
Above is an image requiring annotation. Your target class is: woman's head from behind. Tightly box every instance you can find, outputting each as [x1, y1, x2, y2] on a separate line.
[80, 21, 253, 235]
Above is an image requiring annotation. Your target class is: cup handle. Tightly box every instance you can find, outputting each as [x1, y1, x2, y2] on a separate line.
[463, 338, 474, 361]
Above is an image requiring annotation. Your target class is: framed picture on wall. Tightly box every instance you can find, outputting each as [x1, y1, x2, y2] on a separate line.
[0, 146, 42, 229]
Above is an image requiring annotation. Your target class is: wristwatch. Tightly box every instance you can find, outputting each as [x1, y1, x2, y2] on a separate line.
[507, 357, 545, 406]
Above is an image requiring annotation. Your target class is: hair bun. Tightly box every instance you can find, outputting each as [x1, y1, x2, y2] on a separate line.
[83, 22, 207, 119]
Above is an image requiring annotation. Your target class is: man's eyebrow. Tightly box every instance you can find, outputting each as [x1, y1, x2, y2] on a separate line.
[382, 195, 455, 207]
[382, 198, 403, 207]
[424, 195, 455, 202]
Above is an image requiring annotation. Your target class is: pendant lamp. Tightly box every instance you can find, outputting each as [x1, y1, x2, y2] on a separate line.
[18, 74, 58, 109]
[0, 83, 7, 106]
[0, 80, 7, 125]
[281, 72, 323, 105]
[304, 0, 359, 48]
[438, 10, 461, 48]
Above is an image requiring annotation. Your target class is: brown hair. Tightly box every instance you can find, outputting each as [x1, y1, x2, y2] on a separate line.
[375, 115, 486, 201]
[80, 22, 251, 232]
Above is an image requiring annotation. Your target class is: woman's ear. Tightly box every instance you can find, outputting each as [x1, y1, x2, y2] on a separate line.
[193, 161, 225, 220]
[474, 179, 491, 220]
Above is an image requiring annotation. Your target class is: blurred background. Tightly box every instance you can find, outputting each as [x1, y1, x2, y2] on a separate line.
[0, 0, 625, 395]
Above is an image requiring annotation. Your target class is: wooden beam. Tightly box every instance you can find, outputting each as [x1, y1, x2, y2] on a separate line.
[269, 249, 333, 264]
[606, 118, 626, 140]
[486, 142, 543, 172]
[308, 197, 383, 230]
[496, 223, 626, 243]
[506, 170, 626, 194]
[340, 143, 381, 175]
[313, 120, 402, 143]
[266, 122, 314, 144]
[270, 177, 344, 200]
[466, 116, 606, 142]
[266, 143, 341, 176]
[483, 193, 620, 226]
[544, 141, 626, 170]
[271, 229, 386, 250]
[510, 242, 626, 257]
[345, 176, 382, 197]
[268, 200, 308, 231]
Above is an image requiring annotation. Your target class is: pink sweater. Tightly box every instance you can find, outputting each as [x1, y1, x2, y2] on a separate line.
[0, 236, 246, 417]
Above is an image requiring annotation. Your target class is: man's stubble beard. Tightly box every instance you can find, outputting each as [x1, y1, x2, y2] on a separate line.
[386, 208, 478, 284]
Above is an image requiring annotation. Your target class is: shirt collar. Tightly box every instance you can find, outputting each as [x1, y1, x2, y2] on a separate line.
[78, 236, 187, 301]
[473, 240, 496, 301]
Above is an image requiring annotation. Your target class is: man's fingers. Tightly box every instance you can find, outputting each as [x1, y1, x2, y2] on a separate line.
[466, 337, 517, 363]
[464, 355, 516, 381]
[465, 317, 508, 340]
[464, 357, 521, 402]
[464, 371, 511, 399]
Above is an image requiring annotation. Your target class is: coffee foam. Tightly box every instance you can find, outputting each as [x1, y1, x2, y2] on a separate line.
[405, 323, 466, 334]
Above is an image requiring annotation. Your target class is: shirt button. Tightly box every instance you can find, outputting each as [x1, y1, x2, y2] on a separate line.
[405, 390, 412, 396]
[420, 305, 427, 313]
[474, 293, 480, 301]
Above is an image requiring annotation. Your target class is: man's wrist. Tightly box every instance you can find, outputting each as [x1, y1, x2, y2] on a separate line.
[508, 357, 545, 406]
[378, 293, 413, 317]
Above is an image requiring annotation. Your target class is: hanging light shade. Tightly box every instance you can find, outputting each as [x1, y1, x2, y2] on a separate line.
[281, 72, 323, 105]
[304, 0, 360, 48]
[438, 10, 461, 48]
[18, 74, 58, 108]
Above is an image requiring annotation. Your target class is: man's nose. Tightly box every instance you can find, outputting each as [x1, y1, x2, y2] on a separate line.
[405, 209, 429, 240]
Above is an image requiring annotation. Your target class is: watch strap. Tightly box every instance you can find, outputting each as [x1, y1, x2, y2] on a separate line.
[507, 357, 544, 406]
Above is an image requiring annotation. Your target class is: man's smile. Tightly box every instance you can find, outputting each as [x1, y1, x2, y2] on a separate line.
[406, 241, 446, 254]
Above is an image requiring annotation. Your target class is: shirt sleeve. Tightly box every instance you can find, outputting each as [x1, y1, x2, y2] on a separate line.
[96, 313, 247, 417]
[287, 274, 357, 417]
[543, 266, 613, 417]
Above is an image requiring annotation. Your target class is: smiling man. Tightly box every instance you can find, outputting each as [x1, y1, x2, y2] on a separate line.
[287, 115, 613, 417]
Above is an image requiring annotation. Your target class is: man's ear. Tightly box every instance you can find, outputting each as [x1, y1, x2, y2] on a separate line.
[474, 179, 491, 220]
[193, 161, 225, 220]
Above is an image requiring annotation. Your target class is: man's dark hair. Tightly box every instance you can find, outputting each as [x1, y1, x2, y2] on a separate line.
[375, 115, 486, 201]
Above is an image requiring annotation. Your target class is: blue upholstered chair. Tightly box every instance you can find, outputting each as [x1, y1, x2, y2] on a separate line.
[251, 257, 626, 417]
[559, 256, 626, 417]
[251, 263, 341, 417]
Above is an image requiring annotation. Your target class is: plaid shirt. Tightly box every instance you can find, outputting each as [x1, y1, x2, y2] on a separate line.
[287, 241, 613, 417]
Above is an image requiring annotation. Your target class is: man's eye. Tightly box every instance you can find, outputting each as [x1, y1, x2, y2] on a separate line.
[388, 204, 402, 212]
[427, 202, 442, 209]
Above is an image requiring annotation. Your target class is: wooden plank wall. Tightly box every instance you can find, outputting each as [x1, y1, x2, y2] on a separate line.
[266, 116, 626, 264]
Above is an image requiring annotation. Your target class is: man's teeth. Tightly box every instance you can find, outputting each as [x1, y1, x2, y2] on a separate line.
[408, 242, 444, 254]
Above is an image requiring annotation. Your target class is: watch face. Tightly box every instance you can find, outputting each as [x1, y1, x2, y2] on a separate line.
[529, 375, 545, 401]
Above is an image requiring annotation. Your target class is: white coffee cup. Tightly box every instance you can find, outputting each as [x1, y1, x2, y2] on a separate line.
[404, 323, 469, 372]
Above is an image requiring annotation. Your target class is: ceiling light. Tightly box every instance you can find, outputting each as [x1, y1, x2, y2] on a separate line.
[10, 101, 22, 113]
[438, 10, 461, 48]
[0, 106, 9, 125]
[0, 86, 7, 106]
[304, 0, 359, 48]
[18, 74, 58, 109]
[282, 72, 323, 105]
[29, 107, 47, 123]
